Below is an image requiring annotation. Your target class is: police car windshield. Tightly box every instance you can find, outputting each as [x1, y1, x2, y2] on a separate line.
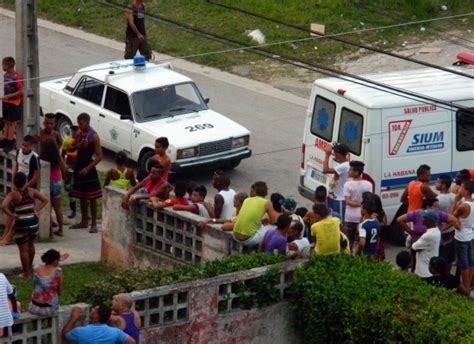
[132, 82, 207, 122]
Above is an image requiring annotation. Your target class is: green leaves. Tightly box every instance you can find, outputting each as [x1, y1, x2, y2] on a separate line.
[289, 254, 474, 343]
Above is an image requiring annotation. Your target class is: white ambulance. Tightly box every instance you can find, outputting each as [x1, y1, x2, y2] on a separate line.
[299, 66, 474, 223]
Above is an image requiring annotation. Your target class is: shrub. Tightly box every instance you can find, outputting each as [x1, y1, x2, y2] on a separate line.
[73, 253, 287, 305]
[290, 254, 474, 343]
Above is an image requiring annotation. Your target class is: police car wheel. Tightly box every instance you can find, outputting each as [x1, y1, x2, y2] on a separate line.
[138, 149, 154, 172]
[57, 116, 73, 142]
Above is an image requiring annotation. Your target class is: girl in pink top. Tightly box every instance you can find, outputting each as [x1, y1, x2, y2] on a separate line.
[40, 139, 66, 237]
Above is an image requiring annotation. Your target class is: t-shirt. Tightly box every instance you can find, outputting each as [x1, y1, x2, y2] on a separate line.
[165, 197, 189, 207]
[0, 273, 13, 328]
[263, 229, 287, 254]
[234, 197, 267, 237]
[311, 217, 341, 256]
[424, 274, 459, 290]
[358, 219, 380, 257]
[412, 227, 441, 278]
[437, 193, 456, 244]
[406, 210, 449, 243]
[3, 71, 23, 106]
[332, 161, 350, 200]
[66, 324, 129, 344]
[126, 3, 146, 38]
[343, 179, 373, 223]
[16, 149, 40, 183]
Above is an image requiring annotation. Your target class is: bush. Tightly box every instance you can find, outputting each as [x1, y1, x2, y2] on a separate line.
[290, 254, 474, 343]
[73, 253, 287, 305]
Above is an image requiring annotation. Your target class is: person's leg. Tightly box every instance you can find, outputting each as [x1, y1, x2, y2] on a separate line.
[28, 238, 35, 269]
[455, 240, 470, 293]
[139, 37, 152, 61]
[410, 248, 417, 273]
[16, 239, 31, 279]
[124, 37, 139, 59]
[89, 198, 98, 233]
[52, 197, 64, 235]
[71, 198, 89, 228]
[0, 217, 14, 245]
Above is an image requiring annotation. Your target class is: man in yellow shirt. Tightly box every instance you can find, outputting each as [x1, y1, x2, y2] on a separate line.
[310, 203, 343, 256]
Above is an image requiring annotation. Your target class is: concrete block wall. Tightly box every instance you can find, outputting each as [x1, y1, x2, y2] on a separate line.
[101, 187, 248, 269]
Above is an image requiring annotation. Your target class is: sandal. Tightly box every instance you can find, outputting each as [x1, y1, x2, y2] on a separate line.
[53, 230, 64, 237]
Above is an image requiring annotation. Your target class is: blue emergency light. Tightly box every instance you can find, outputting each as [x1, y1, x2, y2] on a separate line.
[133, 55, 146, 69]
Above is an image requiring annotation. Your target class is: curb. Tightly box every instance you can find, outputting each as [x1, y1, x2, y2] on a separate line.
[0, 8, 308, 107]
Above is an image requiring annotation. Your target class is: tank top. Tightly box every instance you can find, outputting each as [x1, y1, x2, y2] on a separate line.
[456, 201, 474, 242]
[109, 168, 132, 190]
[120, 312, 140, 344]
[218, 189, 236, 220]
[233, 196, 267, 237]
[126, 3, 146, 38]
[50, 164, 61, 182]
[196, 203, 210, 218]
[407, 180, 423, 212]
[13, 189, 39, 233]
[31, 267, 61, 309]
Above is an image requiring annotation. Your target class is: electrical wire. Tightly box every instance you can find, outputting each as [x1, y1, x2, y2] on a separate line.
[2, 1, 474, 87]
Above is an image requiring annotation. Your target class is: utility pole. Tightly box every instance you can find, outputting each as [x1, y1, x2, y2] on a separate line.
[15, 0, 40, 140]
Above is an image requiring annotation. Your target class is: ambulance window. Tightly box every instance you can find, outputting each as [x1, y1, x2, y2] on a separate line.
[311, 96, 335, 142]
[338, 107, 364, 156]
[456, 108, 474, 151]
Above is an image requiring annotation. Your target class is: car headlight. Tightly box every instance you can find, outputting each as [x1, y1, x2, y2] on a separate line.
[232, 135, 250, 149]
[176, 147, 197, 159]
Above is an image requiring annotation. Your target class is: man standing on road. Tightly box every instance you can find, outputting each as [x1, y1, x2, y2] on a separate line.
[400, 164, 437, 213]
[124, 0, 152, 61]
[322, 143, 351, 221]
[69, 113, 103, 234]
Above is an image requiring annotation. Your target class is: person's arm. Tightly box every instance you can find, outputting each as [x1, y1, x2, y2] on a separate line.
[108, 315, 125, 330]
[453, 204, 469, 228]
[31, 189, 48, 214]
[356, 226, 366, 256]
[344, 183, 360, 207]
[411, 233, 429, 251]
[61, 306, 81, 341]
[59, 156, 66, 180]
[126, 6, 144, 42]
[221, 221, 235, 231]
[173, 204, 198, 213]
[322, 146, 336, 174]
[264, 200, 278, 224]
[133, 310, 141, 328]
[400, 187, 408, 204]
[78, 134, 102, 177]
[421, 183, 437, 198]
[204, 202, 215, 219]
[124, 336, 136, 344]
[397, 213, 413, 235]
[58, 270, 63, 296]
[127, 169, 137, 187]
[450, 192, 463, 214]
[441, 213, 458, 231]
[25, 155, 40, 188]
[1, 193, 15, 217]
[104, 169, 112, 187]
[213, 194, 224, 219]
[122, 179, 145, 209]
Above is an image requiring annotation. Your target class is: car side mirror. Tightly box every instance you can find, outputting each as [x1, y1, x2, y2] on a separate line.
[120, 113, 132, 120]
[204, 98, 210, 104]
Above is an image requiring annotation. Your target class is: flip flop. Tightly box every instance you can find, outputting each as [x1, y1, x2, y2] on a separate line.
[70, 223, 88, 229]
[53, 230, 64, 237]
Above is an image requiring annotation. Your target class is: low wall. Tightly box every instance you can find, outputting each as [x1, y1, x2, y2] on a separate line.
[2, 261, 301, 344]
[0, 151, 50, 239]
[101, 187, 253, 269]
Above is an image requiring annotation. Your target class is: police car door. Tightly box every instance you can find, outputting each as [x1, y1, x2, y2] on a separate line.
[381, 104, 451, 199]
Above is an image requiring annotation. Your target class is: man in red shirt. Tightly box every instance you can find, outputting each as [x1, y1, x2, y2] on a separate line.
[1, 57, 23, 153]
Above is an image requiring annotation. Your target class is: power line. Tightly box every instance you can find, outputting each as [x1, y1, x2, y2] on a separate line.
[207, 0, 474, 80]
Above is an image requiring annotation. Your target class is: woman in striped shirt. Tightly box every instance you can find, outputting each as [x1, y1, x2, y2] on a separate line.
[1, 172, 48, 280]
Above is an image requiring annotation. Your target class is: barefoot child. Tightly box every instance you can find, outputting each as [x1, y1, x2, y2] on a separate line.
[1, 172, 48, 279]
[104, 151, 136, 190]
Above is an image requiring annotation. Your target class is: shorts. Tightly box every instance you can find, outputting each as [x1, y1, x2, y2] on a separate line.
[234, 225, 271, 247]
[124, 36, 152, 60]
[455, 239, 472, 271]
[50, 181, 62, 199]
[345, 222, 358, 244]
[2, 102, 22, 122]
[328, 198, 345, 221]
[14, 232, 37, 245]
[439, 241, 456, 265]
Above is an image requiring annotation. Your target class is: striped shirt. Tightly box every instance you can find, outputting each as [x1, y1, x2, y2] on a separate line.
[13, 189, 39, 233]
[0, 274, 13, 328]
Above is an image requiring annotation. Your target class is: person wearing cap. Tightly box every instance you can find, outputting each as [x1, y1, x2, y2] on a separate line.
[280, 197, 305, 234]
[411, 210, 441, 278]
[323, 143, 351, 221]
[61, 125, 79, 219]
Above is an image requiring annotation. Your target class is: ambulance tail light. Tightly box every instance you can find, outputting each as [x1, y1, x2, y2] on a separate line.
[301, 144, 306, 169]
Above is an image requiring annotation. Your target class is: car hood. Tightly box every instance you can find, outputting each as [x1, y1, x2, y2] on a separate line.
[135, 109, 250, 148]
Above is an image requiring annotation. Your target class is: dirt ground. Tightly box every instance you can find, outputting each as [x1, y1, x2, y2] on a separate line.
[232, 30, 474, 99]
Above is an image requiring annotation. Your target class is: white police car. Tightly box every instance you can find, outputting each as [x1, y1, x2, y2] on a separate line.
[39, 56, 251, 171]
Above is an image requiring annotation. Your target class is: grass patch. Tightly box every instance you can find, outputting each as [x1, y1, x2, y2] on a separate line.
[0, 0, 472, 71]
[7, 262, 109, 307]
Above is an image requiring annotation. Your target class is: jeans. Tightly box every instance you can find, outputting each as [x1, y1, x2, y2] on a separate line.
[455, 239, 472, 271]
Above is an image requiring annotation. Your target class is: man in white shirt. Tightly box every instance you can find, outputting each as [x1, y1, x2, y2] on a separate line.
[412, 210, 441, 278]
[0, 273, 14, 335]
[343, 160, 372, 249]
[323, 143, 350, 221]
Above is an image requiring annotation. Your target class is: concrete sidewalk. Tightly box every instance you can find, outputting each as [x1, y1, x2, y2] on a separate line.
[0, 224, 101, 272]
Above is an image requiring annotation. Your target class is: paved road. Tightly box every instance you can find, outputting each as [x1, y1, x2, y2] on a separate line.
[0, 14, 308, 205]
